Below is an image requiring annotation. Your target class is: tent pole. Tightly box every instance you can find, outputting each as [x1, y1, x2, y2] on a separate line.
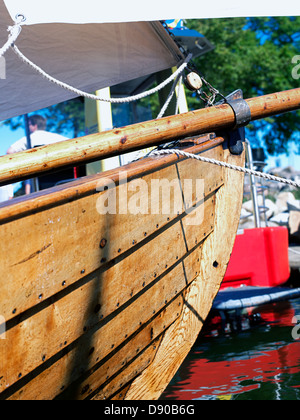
[24, 114, 39, 193]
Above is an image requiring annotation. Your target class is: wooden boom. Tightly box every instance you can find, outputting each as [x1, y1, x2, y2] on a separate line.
[0, 88, 299, 185]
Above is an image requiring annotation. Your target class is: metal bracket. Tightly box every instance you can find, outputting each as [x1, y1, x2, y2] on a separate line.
[226, 90, 251, 130]
[216, 90, 251, 155]
[227, 126, 245, 155]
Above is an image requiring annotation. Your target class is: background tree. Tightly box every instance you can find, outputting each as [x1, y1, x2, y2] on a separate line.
[2, 97, 85, 139]
[44, 97, 85, 138]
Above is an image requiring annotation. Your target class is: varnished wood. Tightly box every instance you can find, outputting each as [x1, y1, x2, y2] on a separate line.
[0, 88, 299, 185]
[124, 148, 245, 400]
[0, 137, 223, 222]
[0, 140, 224, 400]
[0, 144, 222, 323]
[0, 85, 298, 400]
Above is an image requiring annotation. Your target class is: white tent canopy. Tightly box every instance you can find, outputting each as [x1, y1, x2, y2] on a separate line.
[0, 0, 299, 121]
[0, 1, 184, 121]
[4, 0, 300, 25]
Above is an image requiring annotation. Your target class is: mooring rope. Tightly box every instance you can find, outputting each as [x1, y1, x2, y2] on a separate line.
[151, 149, 300, 188]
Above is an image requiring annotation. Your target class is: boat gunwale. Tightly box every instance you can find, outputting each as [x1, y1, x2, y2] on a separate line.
[0, 136, 224, 224]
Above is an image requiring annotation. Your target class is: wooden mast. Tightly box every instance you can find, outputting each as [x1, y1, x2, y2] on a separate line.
[0, 87, 299, 185]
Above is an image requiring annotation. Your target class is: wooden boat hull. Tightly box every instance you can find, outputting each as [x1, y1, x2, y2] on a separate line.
[0, 134, 244, 400]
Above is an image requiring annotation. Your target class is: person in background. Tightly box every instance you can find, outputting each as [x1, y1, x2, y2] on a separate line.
[7, 115, 69, 194]
[7, 115, 68, 154]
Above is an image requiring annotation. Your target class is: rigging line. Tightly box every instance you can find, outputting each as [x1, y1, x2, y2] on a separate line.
[0, 19, 24, 58]
[11, 42, 192, 104]
[156, 73, 183, 119]
[150, 149, 300, 189]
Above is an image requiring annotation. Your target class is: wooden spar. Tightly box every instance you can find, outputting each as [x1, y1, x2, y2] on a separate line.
[247, 89, 300, 121]
[0, 87, 299, 185]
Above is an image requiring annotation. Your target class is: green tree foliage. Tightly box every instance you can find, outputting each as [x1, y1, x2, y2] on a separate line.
[185, 17, 300, 154]
[2, 97, 85, 139]
[44, 97, 85, 138]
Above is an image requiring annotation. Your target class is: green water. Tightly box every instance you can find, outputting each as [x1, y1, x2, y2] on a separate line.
[161, 298, 300, 400]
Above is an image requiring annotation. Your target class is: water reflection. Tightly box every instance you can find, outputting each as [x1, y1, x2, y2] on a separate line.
[161, 299, 300, 400]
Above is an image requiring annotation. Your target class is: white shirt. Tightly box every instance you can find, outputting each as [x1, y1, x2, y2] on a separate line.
[9, 130, 69, 153]
[0, 185, 14, 203]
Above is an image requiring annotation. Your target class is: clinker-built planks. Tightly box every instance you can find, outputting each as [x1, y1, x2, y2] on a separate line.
[1, 86, 299, 400]
[0, 140, 229, 400]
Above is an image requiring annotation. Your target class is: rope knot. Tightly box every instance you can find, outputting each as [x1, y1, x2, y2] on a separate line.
[7, 23, 22, 39]
[0, 14, 25, 59]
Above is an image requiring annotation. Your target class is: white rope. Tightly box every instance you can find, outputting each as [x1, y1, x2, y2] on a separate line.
[289, 247, 300, 255]
[0, 20, 23, 58]
[156, 73, 182, 119]
[11, 42, 192, 104]
[151, 149, 300, 188]
[175, 76, 183, 115]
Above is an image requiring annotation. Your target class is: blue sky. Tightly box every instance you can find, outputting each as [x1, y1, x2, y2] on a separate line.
[0, 122, 24, 156]
[265, 144, 300, 171]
